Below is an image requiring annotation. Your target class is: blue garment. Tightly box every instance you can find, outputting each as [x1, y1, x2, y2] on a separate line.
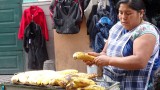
[89, 15, 99, 50]
[89, 0, 119, 52]
[123, 39, 133, 56]
[108, 0, 118, 24]
[94, 17, 113, 53]
[122, 29, 133, 56]
[94, 32, 106, 53]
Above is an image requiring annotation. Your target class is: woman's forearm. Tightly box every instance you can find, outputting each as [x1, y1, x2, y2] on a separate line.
[108, 55, 148, 70]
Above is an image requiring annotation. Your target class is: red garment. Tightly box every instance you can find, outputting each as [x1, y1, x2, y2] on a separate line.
[18, 6, 49, 41]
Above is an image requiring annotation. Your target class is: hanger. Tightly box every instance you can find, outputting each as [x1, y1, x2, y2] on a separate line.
[31, 15, 34, 22]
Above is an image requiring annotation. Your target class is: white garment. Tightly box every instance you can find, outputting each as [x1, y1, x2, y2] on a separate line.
[97, 0, 107, 11]
[84, 0, 98, 22]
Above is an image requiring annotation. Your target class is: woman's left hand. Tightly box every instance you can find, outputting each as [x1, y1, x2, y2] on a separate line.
[94, 55, 110, 66]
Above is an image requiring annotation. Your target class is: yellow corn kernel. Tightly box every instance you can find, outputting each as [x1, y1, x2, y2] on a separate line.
[73, 52, 95, 61]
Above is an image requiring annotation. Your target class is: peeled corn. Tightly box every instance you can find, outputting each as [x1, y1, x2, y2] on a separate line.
[73, 52, 95, 61]
[11, 74, 20, 84]
[57, 69, 78, 75]
[66, 77, 96, 89]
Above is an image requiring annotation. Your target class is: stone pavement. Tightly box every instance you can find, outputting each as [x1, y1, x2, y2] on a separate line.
[0, 75, 13, 84]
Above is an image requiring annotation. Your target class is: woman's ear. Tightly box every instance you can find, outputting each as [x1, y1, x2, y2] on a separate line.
[140, 9, 145, 18]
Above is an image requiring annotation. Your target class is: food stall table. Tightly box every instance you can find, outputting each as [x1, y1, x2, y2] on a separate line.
[0, 83, 64, 90]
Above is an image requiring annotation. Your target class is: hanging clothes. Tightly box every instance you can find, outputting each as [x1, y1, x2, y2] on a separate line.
[53, 0, 82, 34]
[84, 0, 98, 23]
[49, 0, 83, 26]
[87, 0, 118, 52]
[88, 9, 110, 50]
[83, 0, 90, 10]
[18, 6, 49, 41]
[23, 21, 49, 70]
[94, 16, 113, 52]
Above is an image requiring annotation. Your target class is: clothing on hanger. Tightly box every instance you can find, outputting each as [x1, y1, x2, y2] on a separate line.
[53, 0, 82, 34]
[23, 21, 49, 70]
[18, 5, 49, 41]
[84, 0, 98, 22]
[49, 0, 83, 24]
[97, 0, 107, 11]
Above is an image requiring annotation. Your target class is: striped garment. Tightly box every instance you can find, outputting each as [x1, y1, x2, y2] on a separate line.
[103, 21, 159, 90]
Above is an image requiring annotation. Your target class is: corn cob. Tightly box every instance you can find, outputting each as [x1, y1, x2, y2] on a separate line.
[73, 52, 95, 61]
[57, 69, 78, 75]
[66, 77, 96, 89]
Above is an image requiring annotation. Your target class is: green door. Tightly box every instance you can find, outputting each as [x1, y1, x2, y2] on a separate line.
[0, 0, 24, 74]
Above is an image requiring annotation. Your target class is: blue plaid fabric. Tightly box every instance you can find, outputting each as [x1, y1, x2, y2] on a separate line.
[104, 21, 159, 90]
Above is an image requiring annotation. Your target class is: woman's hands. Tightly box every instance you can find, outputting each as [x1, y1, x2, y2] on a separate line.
[94, 55, 110, 66]
[83, 52, 110, 67]
[83, 52, 99, 66]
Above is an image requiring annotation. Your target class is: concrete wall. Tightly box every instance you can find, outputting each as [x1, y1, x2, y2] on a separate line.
[22, 1, 55, 70]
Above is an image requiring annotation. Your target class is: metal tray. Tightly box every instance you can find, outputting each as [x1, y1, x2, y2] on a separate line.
[0, 83, 64, 90]
[1, 77, 120, 90]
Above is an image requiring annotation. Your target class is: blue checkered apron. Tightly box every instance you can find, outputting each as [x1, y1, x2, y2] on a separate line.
[103, 22, 159, 90]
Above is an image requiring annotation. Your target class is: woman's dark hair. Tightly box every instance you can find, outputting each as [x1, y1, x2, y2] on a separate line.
[116, 0, 146, 11]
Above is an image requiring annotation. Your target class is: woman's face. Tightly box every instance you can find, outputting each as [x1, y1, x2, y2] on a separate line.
[118, 3, 143, 30]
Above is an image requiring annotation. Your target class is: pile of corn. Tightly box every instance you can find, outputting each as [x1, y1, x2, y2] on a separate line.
[11, 69, 105, 90]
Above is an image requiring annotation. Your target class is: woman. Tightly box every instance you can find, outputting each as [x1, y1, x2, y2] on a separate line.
[83, 0, 160, 90]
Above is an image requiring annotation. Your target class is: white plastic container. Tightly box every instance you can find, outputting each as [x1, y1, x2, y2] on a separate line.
[87, 65, 98, 74]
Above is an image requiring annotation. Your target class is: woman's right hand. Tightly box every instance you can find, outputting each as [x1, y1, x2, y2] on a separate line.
[82, 52, 100, 66]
